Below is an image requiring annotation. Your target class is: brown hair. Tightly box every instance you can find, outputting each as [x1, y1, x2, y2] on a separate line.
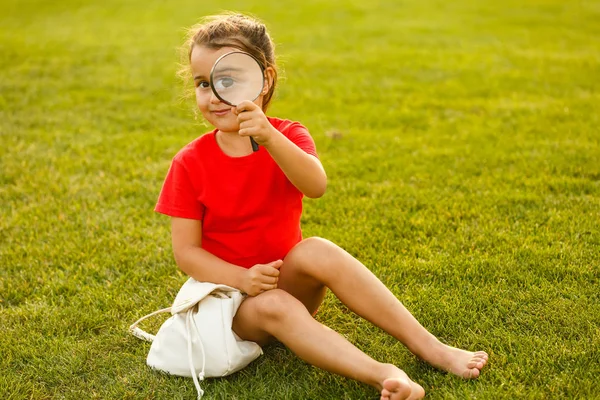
[181, 13, 278, 111]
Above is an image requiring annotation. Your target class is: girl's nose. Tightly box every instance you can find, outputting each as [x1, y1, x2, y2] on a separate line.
[209, 91, 221, 104]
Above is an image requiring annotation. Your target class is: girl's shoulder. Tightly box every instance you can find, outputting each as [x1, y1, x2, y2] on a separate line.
[268, 117, 309, 136]
[172, 129, 218, 165]
[268, 116, 317, 157]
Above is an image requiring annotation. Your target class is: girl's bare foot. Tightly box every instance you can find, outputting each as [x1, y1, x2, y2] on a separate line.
[429, 344, 489, 379]
[378, 364, 425, 400]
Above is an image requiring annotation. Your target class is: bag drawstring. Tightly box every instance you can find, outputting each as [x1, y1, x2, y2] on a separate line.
[186, 307, 207, 399]
[129, 307, 172, 342]
[130, 289, 243, 399]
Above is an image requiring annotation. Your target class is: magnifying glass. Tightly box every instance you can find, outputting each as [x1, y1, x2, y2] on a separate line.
[210, 51, 266, 152]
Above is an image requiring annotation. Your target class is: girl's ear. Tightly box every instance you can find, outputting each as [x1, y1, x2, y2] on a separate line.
[263, 67, 275, 94]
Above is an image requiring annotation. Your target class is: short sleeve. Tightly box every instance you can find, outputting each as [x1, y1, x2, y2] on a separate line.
[283, 122, 318, 158]
[155, 158, 205, 220]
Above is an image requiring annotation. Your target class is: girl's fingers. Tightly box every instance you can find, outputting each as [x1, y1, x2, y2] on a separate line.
[236, 100, 259, 113]
[261, 283, 277, 291]
[238, 120, 259, 131]
[262, 276, 278, 285]
[239, 128, 259, 138]
[262, 267, 280, 277]
[236, 110, 257, 122]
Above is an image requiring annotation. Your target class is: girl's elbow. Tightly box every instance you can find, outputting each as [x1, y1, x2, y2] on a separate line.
[306, 180, 327, 198]
[172, 245, 195, 274]
[172, 250, 187, 272]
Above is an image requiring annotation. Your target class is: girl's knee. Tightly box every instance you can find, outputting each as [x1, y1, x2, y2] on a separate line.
[287, 237, 336, 262]
[284, 236, 340, 274]
[252, 289, 305, 323]
[297, 236, 334, 251]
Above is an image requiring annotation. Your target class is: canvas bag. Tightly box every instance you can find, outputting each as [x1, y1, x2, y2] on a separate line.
[129, 278, 263, 399]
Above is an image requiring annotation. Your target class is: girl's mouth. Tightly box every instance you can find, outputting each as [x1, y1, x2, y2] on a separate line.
[213, 109, 230, 116]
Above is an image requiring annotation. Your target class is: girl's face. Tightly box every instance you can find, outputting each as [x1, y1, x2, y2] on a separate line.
[190, 45, 265, 133]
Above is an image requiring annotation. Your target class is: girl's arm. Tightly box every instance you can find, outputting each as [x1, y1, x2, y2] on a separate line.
[235, 101, 327, 198]
[171, 217, 280, 295]
[263, 130, 327, 198]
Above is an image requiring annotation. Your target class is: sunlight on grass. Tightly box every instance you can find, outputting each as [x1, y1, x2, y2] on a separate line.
[1, 0, 599, 399]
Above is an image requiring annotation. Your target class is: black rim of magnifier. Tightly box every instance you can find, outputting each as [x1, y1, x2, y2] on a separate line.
[209, 51, 265, 152]
[209, 51, 266, 106]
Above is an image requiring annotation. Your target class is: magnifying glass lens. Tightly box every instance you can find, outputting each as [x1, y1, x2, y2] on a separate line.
[211, 52, 264, 106]
[210, 51, 265, 152]
[220, 77, 234, 88]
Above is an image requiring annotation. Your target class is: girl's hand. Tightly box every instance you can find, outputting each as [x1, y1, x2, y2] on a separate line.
[234, 100, 279, 147]
[243, 260, 283, 296]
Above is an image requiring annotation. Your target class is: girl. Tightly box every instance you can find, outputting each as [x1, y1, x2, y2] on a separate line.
[156, 13, 488, 400]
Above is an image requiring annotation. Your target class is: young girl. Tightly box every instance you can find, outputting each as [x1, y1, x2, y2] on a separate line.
[156, 13, 488, 400]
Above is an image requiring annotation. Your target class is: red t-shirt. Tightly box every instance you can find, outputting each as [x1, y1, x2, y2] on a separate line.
[155, 117, 318, 269]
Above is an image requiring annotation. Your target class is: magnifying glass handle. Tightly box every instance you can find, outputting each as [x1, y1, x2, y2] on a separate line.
[237, 109, 259, 152]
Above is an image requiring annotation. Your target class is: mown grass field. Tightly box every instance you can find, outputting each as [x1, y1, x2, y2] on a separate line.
[1, 0, 599, 398]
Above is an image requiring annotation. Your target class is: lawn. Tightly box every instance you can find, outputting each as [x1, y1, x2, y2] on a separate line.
[1, 0, 599, 398]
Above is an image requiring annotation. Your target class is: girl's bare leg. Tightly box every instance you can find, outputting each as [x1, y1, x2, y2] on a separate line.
[277, 237, 489, 379]
[232, 289, 425, 400]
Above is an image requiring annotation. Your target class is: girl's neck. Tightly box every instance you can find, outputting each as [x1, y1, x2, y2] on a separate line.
[215, 130, 253, 157]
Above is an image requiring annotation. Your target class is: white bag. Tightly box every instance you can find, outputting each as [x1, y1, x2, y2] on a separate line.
[129, 278, 263, 399]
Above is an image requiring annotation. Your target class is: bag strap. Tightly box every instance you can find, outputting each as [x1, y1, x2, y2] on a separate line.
[186, 308, 206, 399]
[129, 306, 205, 399]
[128, 307, 172, 342]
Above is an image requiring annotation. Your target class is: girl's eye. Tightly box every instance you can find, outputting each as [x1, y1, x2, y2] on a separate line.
[196, 81, 210, 89]
[219, 77, 234, 88]
[214, 77, 235, 91]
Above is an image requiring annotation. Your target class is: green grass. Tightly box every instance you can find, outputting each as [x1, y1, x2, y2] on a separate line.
[1, 0, 599, 398]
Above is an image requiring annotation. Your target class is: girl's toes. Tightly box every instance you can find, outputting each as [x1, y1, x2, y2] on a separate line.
[463, 368, 481, 379]
[382, 378, 412, 399]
